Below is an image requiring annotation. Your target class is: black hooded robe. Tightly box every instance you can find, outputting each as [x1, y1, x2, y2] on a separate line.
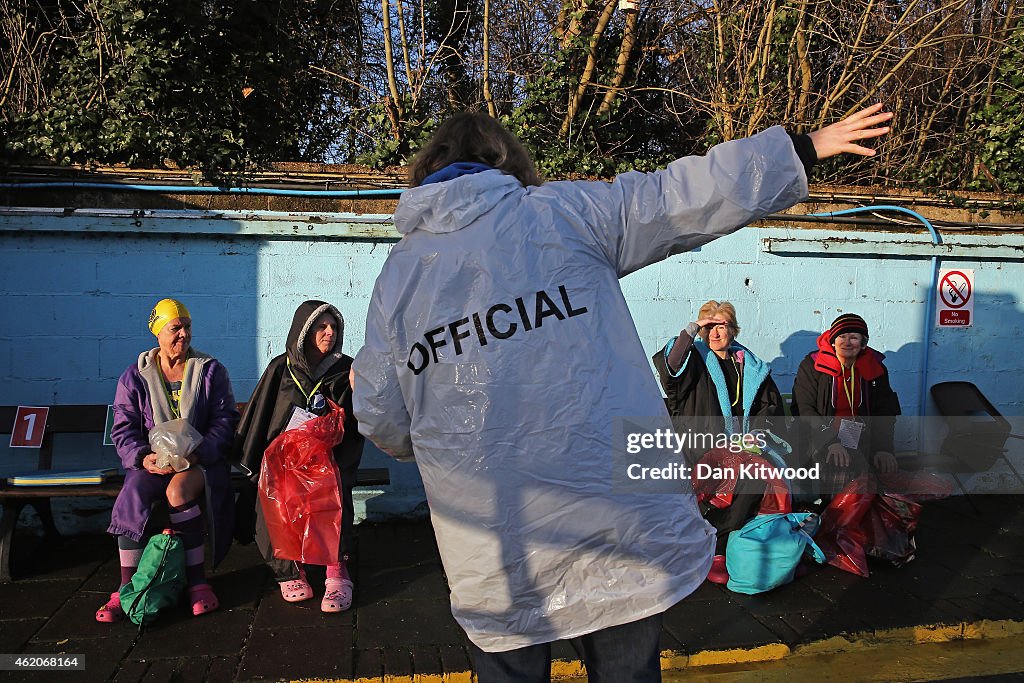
[234, 300, 365, 577]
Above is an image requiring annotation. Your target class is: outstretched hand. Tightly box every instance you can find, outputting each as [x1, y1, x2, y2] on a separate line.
[808, 104, 893, 160]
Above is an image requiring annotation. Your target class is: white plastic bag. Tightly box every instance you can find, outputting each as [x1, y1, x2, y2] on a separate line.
[148, 419, 204, 472]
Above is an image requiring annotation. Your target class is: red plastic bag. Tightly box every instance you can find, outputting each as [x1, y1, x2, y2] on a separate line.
[816, 475, 876, 577]
[817, 469, 952, 577]
[866, 492, 921, 567]
[258, 403, 346, 565]
[692, 448, 791, 515]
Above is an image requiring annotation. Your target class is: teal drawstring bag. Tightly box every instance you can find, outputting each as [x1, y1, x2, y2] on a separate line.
[725, 513, 826, 595]
[119, 529, 187, 625]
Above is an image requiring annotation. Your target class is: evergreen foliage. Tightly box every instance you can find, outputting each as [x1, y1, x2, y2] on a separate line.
[1, 0, 1020, 189]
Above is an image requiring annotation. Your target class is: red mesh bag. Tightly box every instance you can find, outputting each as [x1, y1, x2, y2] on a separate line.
[258, 403, 346, 565]
[816, 474, 876, 577]
[866, 492, 922, 567]
[878, 470, 955, 502]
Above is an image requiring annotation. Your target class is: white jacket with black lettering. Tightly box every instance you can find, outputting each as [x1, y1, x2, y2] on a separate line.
[353, 126, 808, 652]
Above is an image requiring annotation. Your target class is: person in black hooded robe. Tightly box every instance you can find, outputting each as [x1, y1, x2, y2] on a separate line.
[235, 300, 364, 612]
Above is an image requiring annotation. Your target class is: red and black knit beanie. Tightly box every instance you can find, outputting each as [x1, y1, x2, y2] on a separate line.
[827, 313, 869, 343]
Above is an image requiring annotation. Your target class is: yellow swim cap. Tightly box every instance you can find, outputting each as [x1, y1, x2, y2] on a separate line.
[148, 298, 191, 335]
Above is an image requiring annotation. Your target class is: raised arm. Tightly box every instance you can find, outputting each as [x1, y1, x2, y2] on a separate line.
[565, 105, 893, 278]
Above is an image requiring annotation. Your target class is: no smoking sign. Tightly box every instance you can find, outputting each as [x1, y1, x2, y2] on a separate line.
[936, 268, 974, 327]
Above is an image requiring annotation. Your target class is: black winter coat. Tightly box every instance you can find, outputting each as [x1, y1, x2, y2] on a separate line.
[234, 301, 364, 481]
[653, 342, 783, 420]
[652, 338, 784, 464]
[790, 352, 901, 463]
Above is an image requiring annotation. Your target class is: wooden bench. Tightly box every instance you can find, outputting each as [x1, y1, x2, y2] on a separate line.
[0, 404, 389, 582]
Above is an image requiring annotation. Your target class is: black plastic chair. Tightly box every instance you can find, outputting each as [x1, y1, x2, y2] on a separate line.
[930, 381, 1024, 488]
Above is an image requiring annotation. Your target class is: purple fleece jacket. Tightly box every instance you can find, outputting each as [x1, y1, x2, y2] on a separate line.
[108, 357, 239, 567]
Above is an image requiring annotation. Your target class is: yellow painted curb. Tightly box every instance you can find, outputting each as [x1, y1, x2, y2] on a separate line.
[659, 652, 689, 671]
[795, 618, 1024, 656]
[682, 642, 791, 667]
[550, 659, 586, 679]
[301, 618, 1024, 683]
[965, 618, 1024, 640]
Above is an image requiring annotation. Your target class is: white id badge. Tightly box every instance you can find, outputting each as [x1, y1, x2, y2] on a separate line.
[285, 405, 317, 432]
[837, 419, 864, 449]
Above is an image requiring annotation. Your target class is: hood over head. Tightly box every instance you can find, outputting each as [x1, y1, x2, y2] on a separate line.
[393, 170, 522, 236]
[286, 300, 345, 379]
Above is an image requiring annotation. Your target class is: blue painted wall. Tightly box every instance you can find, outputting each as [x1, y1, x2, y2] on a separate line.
[1, 216, 1022, 515]
[626, 228, 1024, 417]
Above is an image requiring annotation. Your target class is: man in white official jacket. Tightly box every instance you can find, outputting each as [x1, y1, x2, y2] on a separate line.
[353, 106, 892, 682]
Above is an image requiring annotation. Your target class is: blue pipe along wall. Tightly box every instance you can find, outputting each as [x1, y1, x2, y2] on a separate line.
[1, 207, 1022, 527]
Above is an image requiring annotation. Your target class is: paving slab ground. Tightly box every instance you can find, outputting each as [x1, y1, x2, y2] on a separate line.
[1, 495, 1023, 682]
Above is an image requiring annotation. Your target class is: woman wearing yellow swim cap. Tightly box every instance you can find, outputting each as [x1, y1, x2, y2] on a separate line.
[97, 298, 239, 623]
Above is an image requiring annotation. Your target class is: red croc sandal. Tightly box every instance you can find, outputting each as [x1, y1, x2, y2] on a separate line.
[95, 592, 124, 623]
[707, 555, 730, 585]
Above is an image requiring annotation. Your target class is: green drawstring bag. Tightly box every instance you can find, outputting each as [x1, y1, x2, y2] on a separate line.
[119, 529, 187, 626]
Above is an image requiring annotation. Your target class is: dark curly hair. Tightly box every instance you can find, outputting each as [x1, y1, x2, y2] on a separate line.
[408, 113, 543, 188]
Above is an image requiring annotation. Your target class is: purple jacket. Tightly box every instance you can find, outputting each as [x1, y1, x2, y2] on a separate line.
[109, 356, 239, 566]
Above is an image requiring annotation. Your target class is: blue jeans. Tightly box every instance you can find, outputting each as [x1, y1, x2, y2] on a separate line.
[469, 612, 664, 683]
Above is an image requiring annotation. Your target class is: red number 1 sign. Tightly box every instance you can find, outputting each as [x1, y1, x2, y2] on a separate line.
[10, 406, 49, 448]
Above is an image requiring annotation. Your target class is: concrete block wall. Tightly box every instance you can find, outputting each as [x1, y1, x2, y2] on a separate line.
[1, 217, 1023, 518]
[0, 233, 397, 400]
[0, 228, 422, 521]
[629, 227, 1024, 419]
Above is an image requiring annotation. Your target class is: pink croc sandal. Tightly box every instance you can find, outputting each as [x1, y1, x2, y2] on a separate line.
[280, 577, 314, 603]
[95, 592, 124, 623]
[321, 578, 354, 613]
[189, 583, 219, 616]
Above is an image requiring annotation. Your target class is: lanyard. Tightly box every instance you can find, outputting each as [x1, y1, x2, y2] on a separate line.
[841, 364, 857, 418]
[161, 353, 187, 420]
[287, 359, 324, 408]
[729, 354, 742, 407]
